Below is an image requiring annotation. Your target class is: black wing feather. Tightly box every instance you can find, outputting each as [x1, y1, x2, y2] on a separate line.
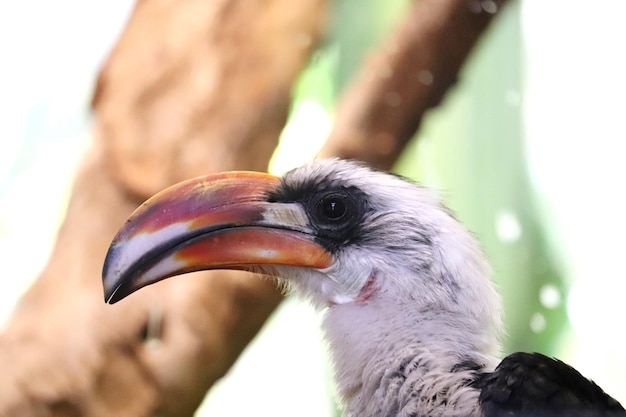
[475, 352, 626, 417]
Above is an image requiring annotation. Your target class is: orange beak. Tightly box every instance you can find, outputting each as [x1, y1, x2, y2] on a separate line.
[102, 172, 332, 304]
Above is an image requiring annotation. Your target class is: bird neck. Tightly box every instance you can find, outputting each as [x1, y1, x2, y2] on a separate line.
[323, 301, 499, 417]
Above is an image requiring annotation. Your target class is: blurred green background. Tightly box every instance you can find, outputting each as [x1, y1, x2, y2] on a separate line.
[1, 1, 625, 416]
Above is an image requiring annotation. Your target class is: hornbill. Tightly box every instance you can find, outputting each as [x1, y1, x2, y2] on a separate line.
[103, 158, 625, 417]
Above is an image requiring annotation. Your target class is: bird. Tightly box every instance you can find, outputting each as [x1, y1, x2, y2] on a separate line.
[102, 158, 625, 417]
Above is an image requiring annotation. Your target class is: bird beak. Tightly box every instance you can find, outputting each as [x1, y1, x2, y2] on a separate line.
[102, 172, 332, 304]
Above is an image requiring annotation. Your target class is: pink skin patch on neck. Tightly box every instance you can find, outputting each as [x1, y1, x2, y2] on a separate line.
[355, 273, 378, 303]
[327, 273, 378, 307]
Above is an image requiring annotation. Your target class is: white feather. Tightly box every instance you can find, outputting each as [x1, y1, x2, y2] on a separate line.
[274, 159, 503, 417]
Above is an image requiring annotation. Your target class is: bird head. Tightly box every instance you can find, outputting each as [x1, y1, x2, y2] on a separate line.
[104, 159, 499, 318]
[103, 158, 504, 412]
[103, 157, 501, 351]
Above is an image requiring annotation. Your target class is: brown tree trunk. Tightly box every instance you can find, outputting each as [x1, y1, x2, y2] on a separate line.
[0, 0, 505, 416]
[0, 1, 327, 416]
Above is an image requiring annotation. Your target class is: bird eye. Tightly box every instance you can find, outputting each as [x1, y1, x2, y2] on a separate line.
[316, 193, 349, 222]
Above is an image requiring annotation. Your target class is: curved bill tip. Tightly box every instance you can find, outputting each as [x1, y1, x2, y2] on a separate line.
[102, 171, 332, 304]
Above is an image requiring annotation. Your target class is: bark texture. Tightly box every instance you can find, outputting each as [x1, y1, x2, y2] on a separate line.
[0, 0, 505, 415]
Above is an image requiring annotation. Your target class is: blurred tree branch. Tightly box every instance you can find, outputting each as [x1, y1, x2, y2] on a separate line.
[0, 1, 327, 416]
[320, 0, 507, 168]
[0, 0, 505, 416]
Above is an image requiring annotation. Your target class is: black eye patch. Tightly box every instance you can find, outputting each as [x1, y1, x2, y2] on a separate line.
[305, 187, 369, 252]
[266, 179, 370, 253]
